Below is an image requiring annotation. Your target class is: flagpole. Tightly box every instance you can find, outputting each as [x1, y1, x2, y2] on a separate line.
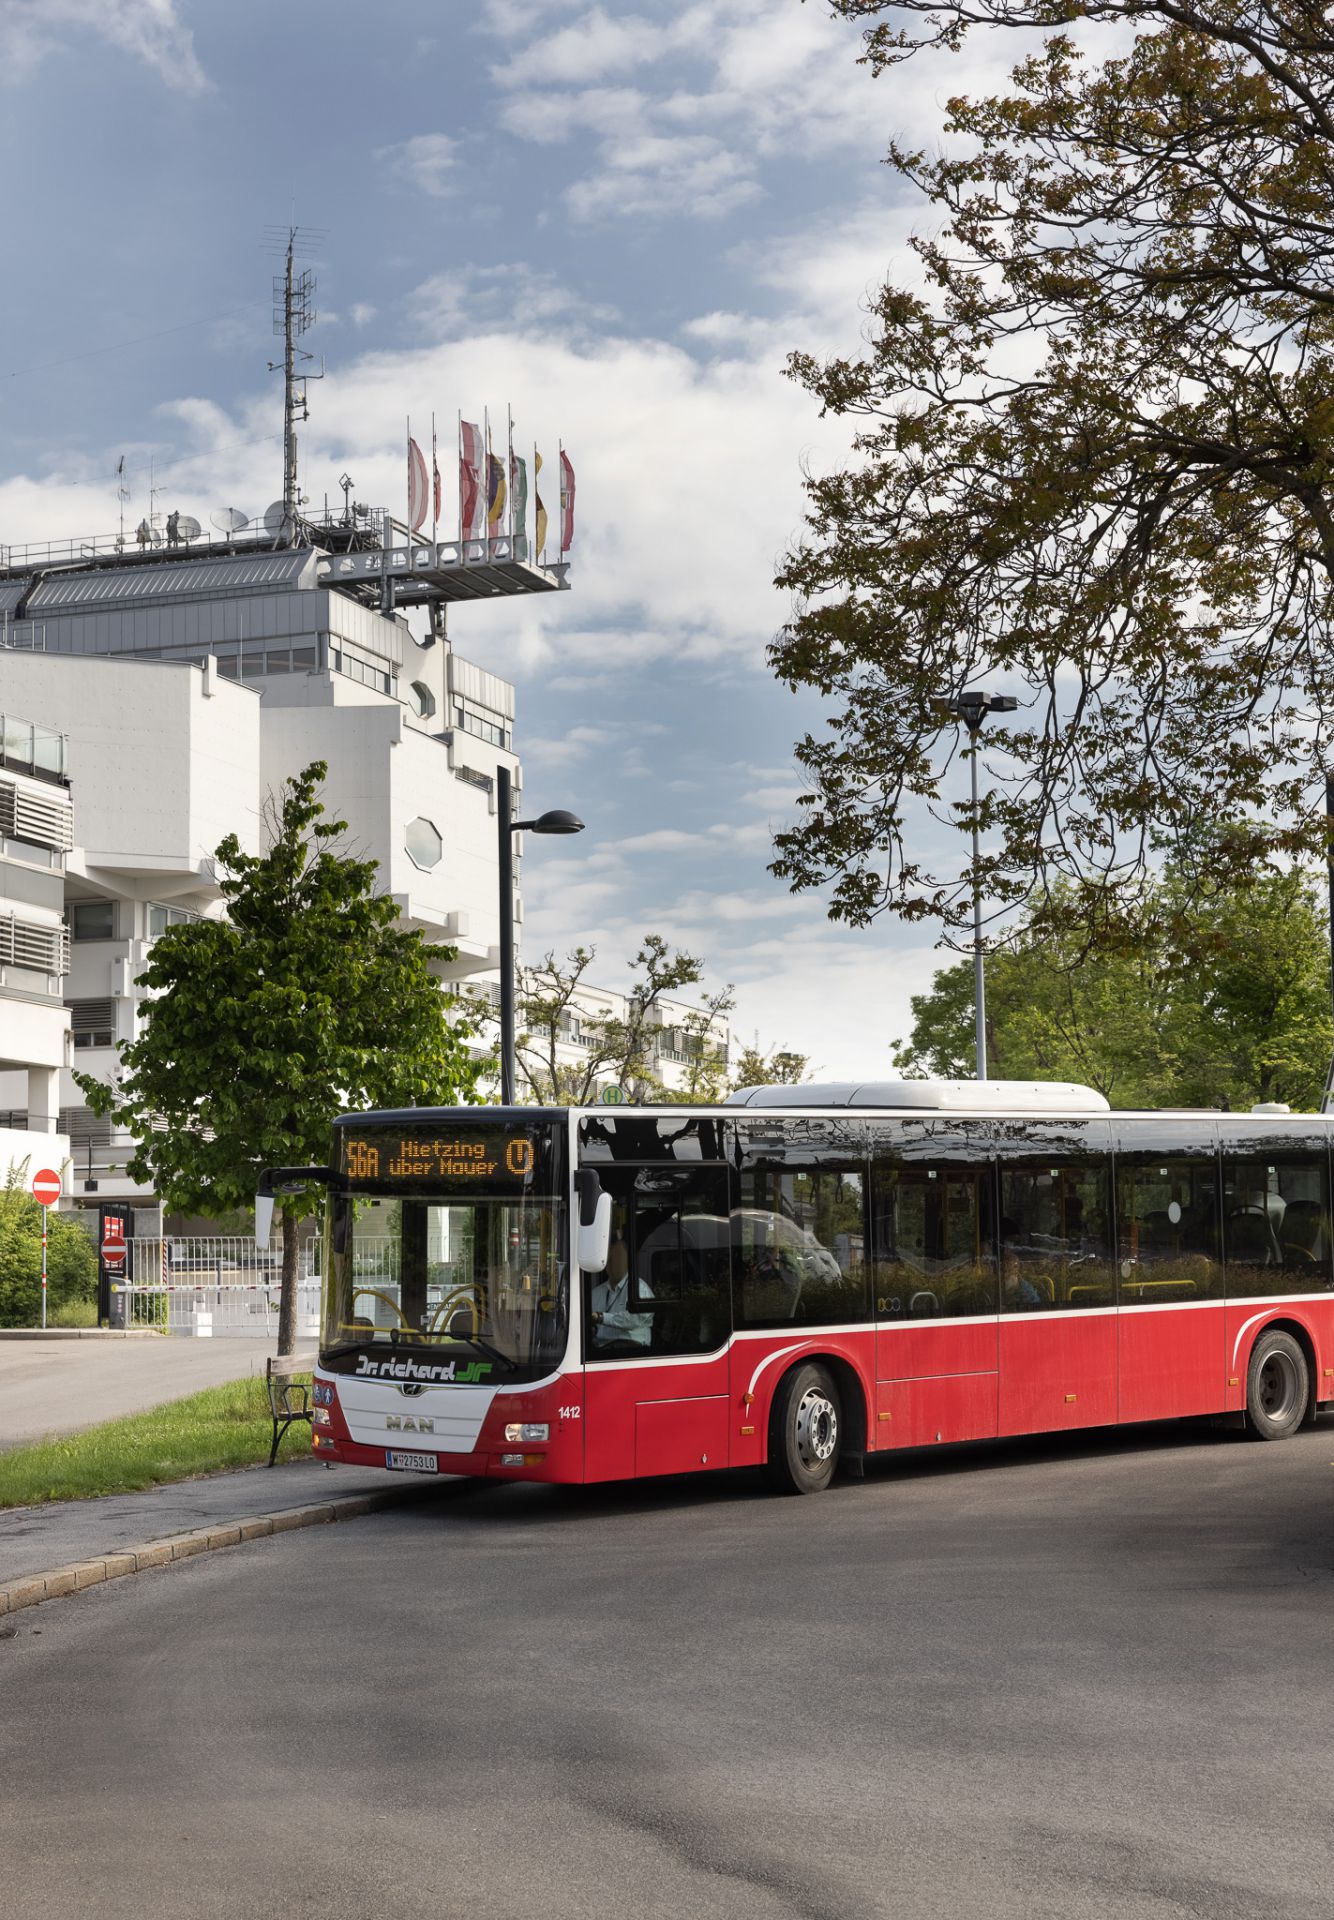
[406, 415, 411, 532]
[558, 437, 564, 561]
[457, 411, 463, 547]
[507, 404, 515, 546]
[484, 406, 490, 556]
[431, 412, 438, 545]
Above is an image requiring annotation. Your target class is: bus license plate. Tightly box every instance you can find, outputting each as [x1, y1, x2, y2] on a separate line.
[385, 1450, 437, 1472]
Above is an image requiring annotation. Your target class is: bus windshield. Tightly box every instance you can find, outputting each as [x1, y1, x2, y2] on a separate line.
[321, 1116, 567, 1385]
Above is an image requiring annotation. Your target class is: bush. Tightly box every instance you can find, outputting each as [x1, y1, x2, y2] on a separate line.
[0, 1173, 98, 1328]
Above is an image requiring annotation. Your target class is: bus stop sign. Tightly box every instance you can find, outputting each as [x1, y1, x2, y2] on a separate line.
[31, 1168, 60, 1207]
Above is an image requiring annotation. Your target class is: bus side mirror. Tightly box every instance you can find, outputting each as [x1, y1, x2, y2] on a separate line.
[577, 1193, 613, 1274]
[574, 1167, 612, 1273]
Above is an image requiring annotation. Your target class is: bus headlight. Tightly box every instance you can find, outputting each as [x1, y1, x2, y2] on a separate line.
[504, 1423, 549, 1443]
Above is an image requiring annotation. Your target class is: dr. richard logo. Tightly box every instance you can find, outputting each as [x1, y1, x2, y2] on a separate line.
[352, 1353, 492, 1384]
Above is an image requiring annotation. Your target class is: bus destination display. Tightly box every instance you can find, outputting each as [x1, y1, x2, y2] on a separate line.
[339, 1126, 539, 1191]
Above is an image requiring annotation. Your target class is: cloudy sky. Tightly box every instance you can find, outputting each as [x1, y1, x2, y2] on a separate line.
[0, 0, 998, 1076]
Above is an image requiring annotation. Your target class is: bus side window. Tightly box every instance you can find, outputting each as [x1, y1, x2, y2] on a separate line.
[733, 1166, 869, 1329]
[1222, 1151, 1334, 1298]
[871, 1163, 997, 1320]
[1000, 1160, 1114, 1312]
[1116, 1157, 1221, 1302]
[586, 1168, 731, 1359]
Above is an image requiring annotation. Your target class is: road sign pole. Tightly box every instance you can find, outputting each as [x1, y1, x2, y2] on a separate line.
[31, 1167, 61, 1329]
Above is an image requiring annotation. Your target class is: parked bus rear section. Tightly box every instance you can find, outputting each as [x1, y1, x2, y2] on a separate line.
[291, 1083, 1334, 1493]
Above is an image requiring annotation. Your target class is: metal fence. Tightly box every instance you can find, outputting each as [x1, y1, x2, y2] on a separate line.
[116, 1237, 323, 1338]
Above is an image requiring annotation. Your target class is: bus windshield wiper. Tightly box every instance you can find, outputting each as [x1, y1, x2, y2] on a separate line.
[442, 1329, 510, 1370]
[320, 1340, 370, 1362]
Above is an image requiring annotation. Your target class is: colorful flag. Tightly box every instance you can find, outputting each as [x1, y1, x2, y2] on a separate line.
[431, 415, 441, 535]
[487, 450, 507, 530]
[460, 420, 485, 541]
[510, 451, 528, 562]
[560, 449, 576, 552]
[407, 435, 429, 534]
[534, 449, 547, 557]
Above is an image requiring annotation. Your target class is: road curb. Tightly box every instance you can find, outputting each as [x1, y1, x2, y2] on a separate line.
[0, 1329, 165, 1341]
[0, 1482, 440, 1617]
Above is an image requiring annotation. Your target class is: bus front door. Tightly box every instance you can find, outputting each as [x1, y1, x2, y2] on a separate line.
[581, 1166, 733, 1481]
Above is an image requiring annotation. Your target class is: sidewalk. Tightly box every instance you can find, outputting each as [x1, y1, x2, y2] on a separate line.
[0, 1456, 446, 1586]
[0, 1337, 316, 1452]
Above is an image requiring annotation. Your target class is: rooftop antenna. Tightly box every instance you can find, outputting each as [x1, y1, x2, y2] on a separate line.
[264, 223, 325, 545]
[116, 456, 130, 551]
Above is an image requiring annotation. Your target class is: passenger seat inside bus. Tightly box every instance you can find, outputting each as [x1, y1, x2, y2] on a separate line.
[1226, 1207, 1284, 1267]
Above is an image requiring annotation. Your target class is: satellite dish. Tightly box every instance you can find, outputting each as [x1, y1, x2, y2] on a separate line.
[210, 508, 249, 535]
[175, 515, 202, 541]
[135, 519, 162, 548]
[263, 500, 295, 541]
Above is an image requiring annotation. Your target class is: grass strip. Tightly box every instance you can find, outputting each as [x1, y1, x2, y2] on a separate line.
[0, 1372, 311, 1509]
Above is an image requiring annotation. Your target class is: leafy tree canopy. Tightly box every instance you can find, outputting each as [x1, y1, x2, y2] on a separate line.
[0, 1174, 97, 1329]
[493, 936, 736, 1105]
[730, 1044, 812, 1089]
[775, 0, 1334, 948]
[894, 862, 1334, 1108]
[78, 762, 482, 1351]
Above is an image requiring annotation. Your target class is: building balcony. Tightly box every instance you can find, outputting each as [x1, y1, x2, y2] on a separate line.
[0, 714, 70, 789]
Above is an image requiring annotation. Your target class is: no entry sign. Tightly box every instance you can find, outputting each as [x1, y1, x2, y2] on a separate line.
[32, 1168, 61, 1207]
[100, 1219, 127, 1267]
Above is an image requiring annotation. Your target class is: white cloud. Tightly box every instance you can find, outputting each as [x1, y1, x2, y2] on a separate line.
[350, 304, 378, 329]
[375, 133, 459, 200]
[409, 264, 616, 339]
[0, 0, 206, 91]
[487, 0, 888, 224]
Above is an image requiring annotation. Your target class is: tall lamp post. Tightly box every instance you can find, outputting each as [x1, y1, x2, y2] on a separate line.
[947, 689, 1017, 1081]
[496, 765, 584, 1106]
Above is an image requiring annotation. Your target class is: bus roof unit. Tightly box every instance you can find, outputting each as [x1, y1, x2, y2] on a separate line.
[725, 1080, 1112, 1113]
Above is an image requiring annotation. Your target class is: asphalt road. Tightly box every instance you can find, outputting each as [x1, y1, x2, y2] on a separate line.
[4, 1417, 1333, 1920]
[0, 1337, 315, 1451]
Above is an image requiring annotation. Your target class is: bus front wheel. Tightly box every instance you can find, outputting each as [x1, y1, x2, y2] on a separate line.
[1245, 1330, 1308, 1442]
[768, 1362, 842, 1494]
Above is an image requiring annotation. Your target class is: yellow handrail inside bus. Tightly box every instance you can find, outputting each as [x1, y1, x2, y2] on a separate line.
[427, 1288, 483, 1336]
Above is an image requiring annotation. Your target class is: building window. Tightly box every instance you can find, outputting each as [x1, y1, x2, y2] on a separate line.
[70, 900, 114, 941]
[330, 646, 392, 696]
[69, 998, 115, 1049]
[409, 680, 437, 720]
[147, 904, 200, 939]
[405, 817, 443, 872]
[452, 700, 510, 750]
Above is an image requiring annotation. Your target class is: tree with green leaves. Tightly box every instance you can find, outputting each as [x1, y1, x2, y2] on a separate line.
[78, 762, 482, 1355]
[895, 864, 1333, 1109]
[0, 1173, 97, 1329]
[496, 935, 734, 1105]
[730, 1044, 811, 1091]
[774, 1, 1334, 952]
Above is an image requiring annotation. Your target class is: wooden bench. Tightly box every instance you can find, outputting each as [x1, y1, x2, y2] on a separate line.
[266, 1356, 312, 1466]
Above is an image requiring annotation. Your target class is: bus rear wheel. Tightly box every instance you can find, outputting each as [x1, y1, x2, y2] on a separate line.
[1246, 1330, 1308, 1442]
[768, 1362, 842, 1494]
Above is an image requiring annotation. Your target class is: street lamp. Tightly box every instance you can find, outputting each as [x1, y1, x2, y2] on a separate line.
[947, 689, 1017, 1081]
[496, 764, 584, 1105]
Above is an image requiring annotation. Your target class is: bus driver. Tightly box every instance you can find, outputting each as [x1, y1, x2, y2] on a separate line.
[590, 1240, 653, 1350]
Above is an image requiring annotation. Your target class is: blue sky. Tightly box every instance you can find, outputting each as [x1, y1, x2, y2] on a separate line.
[0, 0, 994, 1075]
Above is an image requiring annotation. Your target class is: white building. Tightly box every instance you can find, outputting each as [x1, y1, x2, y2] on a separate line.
[0, 712, 73, 1195]
[0, 524, 566, 1213]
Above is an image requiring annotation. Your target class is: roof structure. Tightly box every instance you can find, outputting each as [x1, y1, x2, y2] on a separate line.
[24, 550, 319, 611]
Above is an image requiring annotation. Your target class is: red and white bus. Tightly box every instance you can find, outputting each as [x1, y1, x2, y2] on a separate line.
[269, 1081, 1334, 1493]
